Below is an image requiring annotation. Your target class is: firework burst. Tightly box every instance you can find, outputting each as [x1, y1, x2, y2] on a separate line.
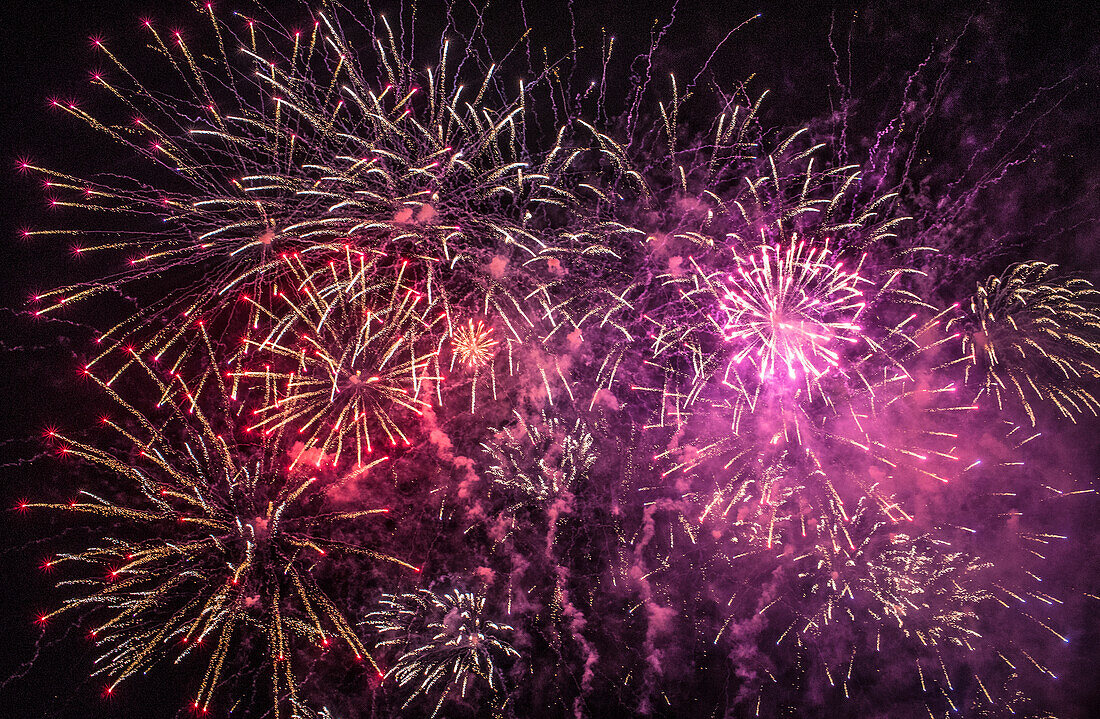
[231, 252, 445, 467]
[741, 511, 994, 714]
[26, 358, 416, 716]
[950, 261, 1100, 424]
[575, 123, 977, 554]
[718, 238, 868, 382]
[483, 411, 597, 508]
[445, 317, 506, 412]
[451, 319, 499, 370]
[24, 5, 604, 375]
[580, 120, 923, 412]
[641, 272, 966, 554]
[363, 587, 519, 717]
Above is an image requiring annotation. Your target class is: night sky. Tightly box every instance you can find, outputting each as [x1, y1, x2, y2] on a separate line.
[1, 1, 1098, 718]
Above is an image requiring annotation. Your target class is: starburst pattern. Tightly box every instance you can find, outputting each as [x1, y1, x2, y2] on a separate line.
[451, 319, 499, 370]
[28, 359, 415, 716]
[718, 238, 868, 381]
[363, 588, 519, 716]
[232, 254, 444, 467]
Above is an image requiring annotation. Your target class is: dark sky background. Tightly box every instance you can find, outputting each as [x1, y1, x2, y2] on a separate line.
[0, 1, 1097, 717]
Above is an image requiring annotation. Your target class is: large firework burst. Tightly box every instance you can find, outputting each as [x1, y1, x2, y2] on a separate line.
[24, 5, 609, 375]
[27, 356, 415, 715]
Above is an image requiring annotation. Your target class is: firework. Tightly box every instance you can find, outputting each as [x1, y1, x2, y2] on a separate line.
[574, 125, 978, 552]
[27, 356, 416, 716]
[791, 521, 989, 650]
[717, 238, 868, 381]
[752, 512, 993, 714]
[12, 3, 1099, 718]
[231, 252, 445, 467]
[644, 278, 964, 552]
[445, 317, 505, 412]
[568, 98, 1041, 713]
[24, 5, 604, 375]
[582, 121, 924, 411]
[451, 319, 500, 370]
[482, 411, 596, 507]
[950, 261, 1100, 424]
[666, 416, 1084, 716]
[363, 587, 519, 716]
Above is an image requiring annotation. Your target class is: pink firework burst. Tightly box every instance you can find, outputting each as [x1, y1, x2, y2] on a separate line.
[720, 237, 868, 381]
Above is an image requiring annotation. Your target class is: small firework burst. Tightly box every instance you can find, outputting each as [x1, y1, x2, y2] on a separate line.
[364, 587, 519, 716]
[450, 319, 499, 370]
[483, 411, 597, 507]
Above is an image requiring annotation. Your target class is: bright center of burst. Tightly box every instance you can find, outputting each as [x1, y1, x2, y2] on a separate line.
[341, 369, 380, 392]
[719, 240, 867, 382]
